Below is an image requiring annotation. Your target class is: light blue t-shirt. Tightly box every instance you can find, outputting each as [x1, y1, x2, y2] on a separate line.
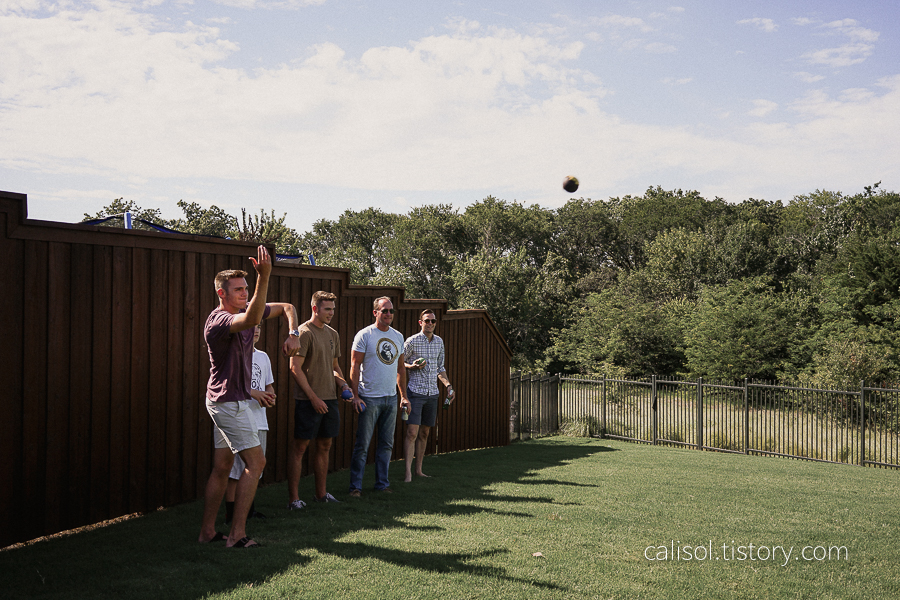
[352, 324, 405, 397]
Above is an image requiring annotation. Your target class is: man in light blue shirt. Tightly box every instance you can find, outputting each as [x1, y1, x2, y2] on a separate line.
[348, 296, 410, 496]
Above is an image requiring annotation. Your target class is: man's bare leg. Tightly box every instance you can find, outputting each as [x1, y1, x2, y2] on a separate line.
[404, 423, 420, 482]
[415, 425, 432, 477]
[312, 437, 333, 499]
[199, 448, 235, 543]
[227, 444, 265, 547]
[287, 437, 311, 503]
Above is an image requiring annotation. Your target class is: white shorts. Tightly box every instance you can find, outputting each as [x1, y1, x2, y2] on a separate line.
[229, 430, 268, 480]
[206, 398, 260, 454]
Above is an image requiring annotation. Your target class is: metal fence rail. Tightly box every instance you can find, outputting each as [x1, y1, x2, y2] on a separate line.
[510, 372, 900, 469]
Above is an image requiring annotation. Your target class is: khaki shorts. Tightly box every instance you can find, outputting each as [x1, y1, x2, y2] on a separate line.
[229, 430, 267, 480]
[206, 398, 260, 454]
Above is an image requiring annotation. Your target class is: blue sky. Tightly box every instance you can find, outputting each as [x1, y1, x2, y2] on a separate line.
[2, 0, 898, 233]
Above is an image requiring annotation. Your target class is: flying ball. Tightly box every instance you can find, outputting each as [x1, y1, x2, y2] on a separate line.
[563, 176, 579, 193]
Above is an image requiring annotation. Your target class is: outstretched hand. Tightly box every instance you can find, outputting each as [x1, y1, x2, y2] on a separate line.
[248, 245, 272, 279]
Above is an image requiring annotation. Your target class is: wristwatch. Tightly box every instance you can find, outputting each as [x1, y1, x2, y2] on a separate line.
[289, 329, 301, 337]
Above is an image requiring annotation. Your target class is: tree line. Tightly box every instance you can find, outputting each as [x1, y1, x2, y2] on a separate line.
[85, 183, 900, 387]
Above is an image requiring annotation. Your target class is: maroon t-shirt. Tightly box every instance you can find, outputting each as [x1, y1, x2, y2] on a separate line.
[204, 305, 272, 403]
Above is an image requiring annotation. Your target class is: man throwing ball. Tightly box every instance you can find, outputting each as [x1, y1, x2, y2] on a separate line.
[199, 245, 300, 548]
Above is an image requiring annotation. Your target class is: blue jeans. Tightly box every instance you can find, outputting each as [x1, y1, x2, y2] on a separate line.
[349, 394, 398, 491]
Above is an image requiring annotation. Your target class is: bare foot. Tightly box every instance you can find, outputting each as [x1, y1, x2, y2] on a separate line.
[404, 473, 413, 482]
[415, 472, 431, 478]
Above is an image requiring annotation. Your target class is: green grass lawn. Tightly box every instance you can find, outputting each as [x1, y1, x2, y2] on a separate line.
[2, 437, 899, 599]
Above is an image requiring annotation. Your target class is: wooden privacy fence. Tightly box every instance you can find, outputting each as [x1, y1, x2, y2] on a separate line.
[0, 190, 512, 548]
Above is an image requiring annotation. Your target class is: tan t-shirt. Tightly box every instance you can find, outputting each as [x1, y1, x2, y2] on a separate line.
[293, 320, 341, 401]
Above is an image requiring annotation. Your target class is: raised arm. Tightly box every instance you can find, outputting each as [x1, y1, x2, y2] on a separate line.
[264, 301, 301, 356]
[229, 245, 272, 333]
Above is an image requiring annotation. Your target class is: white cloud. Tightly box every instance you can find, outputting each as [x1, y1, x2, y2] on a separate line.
[737, 18, 777, 33]
[644, 42, 676, 54]
[2, 2, 898, 221]
[802, 43, 873, 68]
[210, 0, 327, 8]
[822, 19, 879, 43]
[794, 71, 825, 83]
[801, 18, 879, 68]
[662, 77, 692, 85]
[0, 6, 605, 192]
[748, 99, 778, 117]
[589, 15, 654, 33]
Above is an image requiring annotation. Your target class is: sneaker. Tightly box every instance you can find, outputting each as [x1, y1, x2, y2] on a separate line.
[313, 492, 341, 503]
[248, 509, 267, 520]
[288, 499, 307, 510]
[348, 489, 362, 498]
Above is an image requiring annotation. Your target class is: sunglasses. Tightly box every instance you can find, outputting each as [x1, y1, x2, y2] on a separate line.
[379, 309, 396, 314]
[422, 319, 436, 324]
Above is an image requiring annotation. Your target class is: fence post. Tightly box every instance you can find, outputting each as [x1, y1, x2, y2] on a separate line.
[550, 374, 559, 433]
[697, 377, 704, 450]
[601, 374, 607, 437]
[509, 371, 520, 441]
[651, 374, 658, 445]
[858, 380, 865, 466]
[743, 378, 749, 455]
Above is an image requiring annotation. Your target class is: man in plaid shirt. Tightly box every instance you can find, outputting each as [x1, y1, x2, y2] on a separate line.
[402, 309, 455, 482]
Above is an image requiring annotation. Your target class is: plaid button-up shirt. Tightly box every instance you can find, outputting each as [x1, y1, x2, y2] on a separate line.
[404, 332, 445, 396]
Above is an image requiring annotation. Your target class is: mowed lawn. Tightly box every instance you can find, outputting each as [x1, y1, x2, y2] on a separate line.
[2, 437, 899, 600]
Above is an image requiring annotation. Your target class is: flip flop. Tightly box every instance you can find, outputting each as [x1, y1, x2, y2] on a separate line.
[229, 537, 261, 549]
[201, 532, 227, 543]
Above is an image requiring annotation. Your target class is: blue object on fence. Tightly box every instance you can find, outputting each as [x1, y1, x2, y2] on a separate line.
[125, 211, 133, 229]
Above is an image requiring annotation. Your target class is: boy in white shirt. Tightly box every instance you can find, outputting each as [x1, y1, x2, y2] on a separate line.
[224, 325, 276, 524]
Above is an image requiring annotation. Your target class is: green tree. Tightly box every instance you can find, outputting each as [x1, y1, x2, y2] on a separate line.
[606, 187, 727, 271]
[301, 208, 400, 284]
[552, 198, 621, 290]
[377, 204, 467, 304]
[629, 228, 713, 302]
[776, 190, 852, 276]
[82, 198, 164, 231]
[684, 277, 815, 381]
[453, 247, 569, 368]
[230, 208, 304, 256]
[164, 200, 237, 238]
[458, 196, 554, 268]
[543, 288, 688, 377]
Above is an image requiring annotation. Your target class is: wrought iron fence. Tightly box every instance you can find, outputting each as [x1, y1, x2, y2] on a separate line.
[510, 372, 900, 469]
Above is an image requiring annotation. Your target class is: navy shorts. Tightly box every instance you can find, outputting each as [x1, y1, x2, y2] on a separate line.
[407, 391, 439, 427]
[294, 399, 340, 440]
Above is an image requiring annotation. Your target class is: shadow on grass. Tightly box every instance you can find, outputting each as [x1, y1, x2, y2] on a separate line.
[0, 437, 610, 599]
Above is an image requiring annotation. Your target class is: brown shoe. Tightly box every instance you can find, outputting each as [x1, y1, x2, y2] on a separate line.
[376, 487, 393, 493]
[348, 489, 362, 498]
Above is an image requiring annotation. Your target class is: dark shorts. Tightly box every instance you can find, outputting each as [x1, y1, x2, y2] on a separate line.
[294, 398, 340, 440]
[407, 390, 439, 427]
